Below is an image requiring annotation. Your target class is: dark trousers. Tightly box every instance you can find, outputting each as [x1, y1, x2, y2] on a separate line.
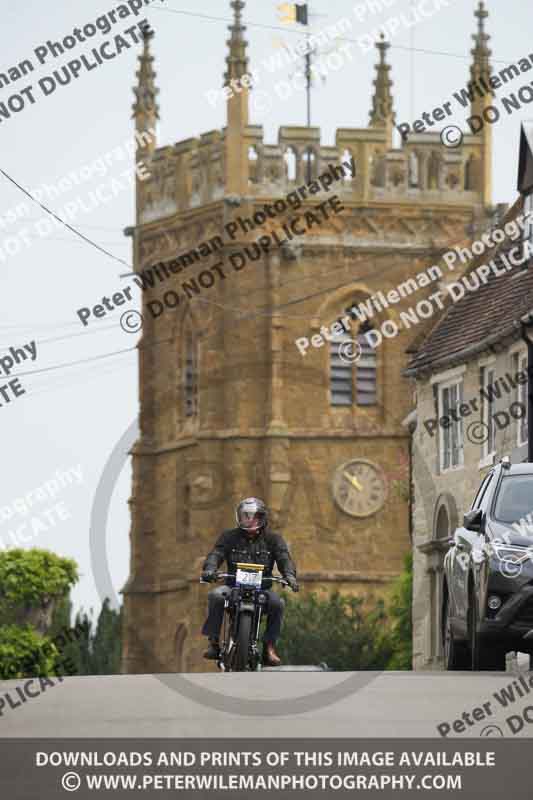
[201, 585, 285, 644]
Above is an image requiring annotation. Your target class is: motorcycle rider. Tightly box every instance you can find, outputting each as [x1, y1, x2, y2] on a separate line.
[201, 497, 299, 667]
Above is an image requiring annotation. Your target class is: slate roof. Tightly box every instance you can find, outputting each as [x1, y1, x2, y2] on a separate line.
[404, 198, 533, 377]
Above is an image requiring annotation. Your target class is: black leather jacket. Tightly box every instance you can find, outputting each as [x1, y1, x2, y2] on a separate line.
[202, 527, 297, 589]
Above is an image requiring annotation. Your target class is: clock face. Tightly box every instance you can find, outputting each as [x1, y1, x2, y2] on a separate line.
[332, 459, 387, 518]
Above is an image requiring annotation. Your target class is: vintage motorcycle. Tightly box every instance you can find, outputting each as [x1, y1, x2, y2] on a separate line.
[200, 562, 293, 672]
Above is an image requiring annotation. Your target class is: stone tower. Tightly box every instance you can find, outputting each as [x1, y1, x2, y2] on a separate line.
[122, 3, 493, 673]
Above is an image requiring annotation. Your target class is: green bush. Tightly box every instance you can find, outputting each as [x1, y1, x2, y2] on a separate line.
[0, 625, 58, 679]
[276, 590, 394, 670]
[0, 549, 78, 608]
[50, 597, 122, 676]
[276, 555, 413, 671]
[384, 553, 413, 670]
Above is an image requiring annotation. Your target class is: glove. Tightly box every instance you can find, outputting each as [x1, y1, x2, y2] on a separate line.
[285, 576, 299, 592]
[201, 569, 216, 583]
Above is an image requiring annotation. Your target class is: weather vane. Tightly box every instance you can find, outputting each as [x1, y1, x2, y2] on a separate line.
[276, 3, 340, 180]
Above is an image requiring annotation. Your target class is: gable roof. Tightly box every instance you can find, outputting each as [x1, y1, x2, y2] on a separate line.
[404, 198, 533, 377]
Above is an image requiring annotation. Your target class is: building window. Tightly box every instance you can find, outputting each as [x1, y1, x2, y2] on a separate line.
[184, 330, 198, 418]
[248, 146, 259, 183]
[408, 151, 419, 187]
[341, 149, 355, 182]
[516, 351, 529, 446]
[330, 326, 377, 407]
[438, 379, 463, 471]
[303, 147, 316, 180]
[330, 330, 353, 406]
[480, 365, 496, 458]
[284, 147, 297, 181]
[357, 336, 377, 405]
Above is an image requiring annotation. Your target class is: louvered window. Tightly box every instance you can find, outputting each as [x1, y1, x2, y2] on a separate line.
[356, 335, 377, 405]
[330, 329, 377, 407]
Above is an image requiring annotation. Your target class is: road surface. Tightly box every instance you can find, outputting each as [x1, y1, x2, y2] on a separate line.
[2, 670, 532, 738]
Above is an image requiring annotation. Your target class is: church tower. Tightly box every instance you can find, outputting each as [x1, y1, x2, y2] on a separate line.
[122, 3, 493, 673]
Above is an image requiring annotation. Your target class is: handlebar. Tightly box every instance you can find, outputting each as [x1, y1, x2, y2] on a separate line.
[200, 572, 295, 589]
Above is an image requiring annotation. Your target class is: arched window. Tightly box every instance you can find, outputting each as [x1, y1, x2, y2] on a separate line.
[408, 151, 419, 187]
[183, 327, 198, 418]
[248, 146, 259, 183]
[303, 147, 316, 180]
[284, 147, 297, 181]
[329, 316, 377, 407]
[341, 149, 354, 182]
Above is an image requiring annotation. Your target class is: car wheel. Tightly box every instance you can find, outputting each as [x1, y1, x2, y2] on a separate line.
[469, 588, 506, 671]
[443, 595, 470, 670]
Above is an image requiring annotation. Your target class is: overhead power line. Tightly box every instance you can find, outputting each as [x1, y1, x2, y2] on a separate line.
[0, 168, 132, 270]
[151, 4, 513, 65]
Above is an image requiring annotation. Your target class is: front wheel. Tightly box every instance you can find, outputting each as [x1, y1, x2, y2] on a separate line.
[232, 612, 253, 671]
[443, 595, 470, 670]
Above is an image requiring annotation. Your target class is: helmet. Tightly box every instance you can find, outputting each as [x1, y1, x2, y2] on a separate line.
[236, 497, 268, 535]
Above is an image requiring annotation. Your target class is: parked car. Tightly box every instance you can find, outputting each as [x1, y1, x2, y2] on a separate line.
[442, 458, 533, 670]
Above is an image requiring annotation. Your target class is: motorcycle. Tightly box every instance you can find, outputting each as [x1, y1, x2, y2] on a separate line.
[200, 562, 294, 672]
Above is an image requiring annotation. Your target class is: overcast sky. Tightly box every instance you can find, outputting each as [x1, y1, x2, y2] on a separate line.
[0, 0, 530, 620]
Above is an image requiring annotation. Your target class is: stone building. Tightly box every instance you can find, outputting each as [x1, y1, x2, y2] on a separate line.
[406, 124, 533, 670]
[121, 2, 494, 673]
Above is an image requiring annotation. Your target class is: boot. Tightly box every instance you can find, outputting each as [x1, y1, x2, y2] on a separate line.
[263, 641, 281, 667]
[203, 638, 220, 660]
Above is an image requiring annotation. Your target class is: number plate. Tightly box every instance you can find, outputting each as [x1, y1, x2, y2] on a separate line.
[235, 568, 263, 588]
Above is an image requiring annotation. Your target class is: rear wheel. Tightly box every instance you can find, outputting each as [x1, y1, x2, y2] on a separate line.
[443, 595, 470, 670]
[232, 612, 253, 671]
[469, 588, 506, 671]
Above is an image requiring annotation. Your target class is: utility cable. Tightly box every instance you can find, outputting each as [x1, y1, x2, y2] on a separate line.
[151, 4, 513, 65]
[0, 168, 132, 270]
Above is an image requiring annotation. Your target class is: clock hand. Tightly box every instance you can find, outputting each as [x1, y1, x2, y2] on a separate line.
[343, 471, 362, 491]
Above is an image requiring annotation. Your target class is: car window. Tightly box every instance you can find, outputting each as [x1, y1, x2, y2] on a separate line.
[493, 475, 533, 524]
[471, 474, 491, 510]
[477, 474, 494, 512]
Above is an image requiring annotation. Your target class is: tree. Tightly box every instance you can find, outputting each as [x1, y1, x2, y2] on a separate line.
[90, 599, 122, 674]
[0, 625, 58, 679]
[276, 590, 394, 670]
[275, 555, 413, 671]
[384, 554, 413, 670]
[50, 598, 122, 675]
[0, 549, 79, 679]
[0, 548, 78, 617]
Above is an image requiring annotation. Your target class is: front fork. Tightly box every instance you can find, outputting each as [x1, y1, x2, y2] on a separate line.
[252, 593, 268, 669]
[218, 591, 267, 671]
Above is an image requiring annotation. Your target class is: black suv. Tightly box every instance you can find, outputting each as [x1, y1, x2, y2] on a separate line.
[443, 459, 533, 671]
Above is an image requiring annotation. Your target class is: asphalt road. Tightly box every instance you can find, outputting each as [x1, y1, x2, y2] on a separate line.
[2, 670, 533, 738]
